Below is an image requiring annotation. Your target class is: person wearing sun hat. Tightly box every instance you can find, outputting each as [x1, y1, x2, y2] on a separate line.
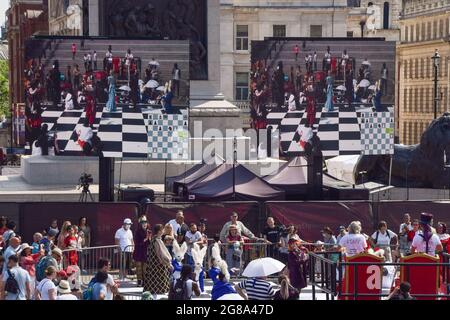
[411, 213, 443, 256]
[134, 215, 150, 286]
[56, 280, 78, 300]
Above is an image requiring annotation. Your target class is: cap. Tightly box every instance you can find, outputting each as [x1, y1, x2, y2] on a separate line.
[419, 212, 433, 226]
[52, 247, 63, 257]
[48, 229, 58, 237]
[20, 243, 33, 251]
[142, 291, 153, 300]
[57, 280, 72, 294]
[123, 218, 133, 225]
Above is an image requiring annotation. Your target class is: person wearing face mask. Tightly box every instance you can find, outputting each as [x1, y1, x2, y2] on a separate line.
[115, 219, 134, 279]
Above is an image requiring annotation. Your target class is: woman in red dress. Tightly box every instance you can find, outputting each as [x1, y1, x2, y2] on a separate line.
[63, 225, 79, 266]
[85, 87, 96, 126]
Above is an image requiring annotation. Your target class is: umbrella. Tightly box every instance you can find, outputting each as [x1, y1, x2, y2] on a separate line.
[368, 85, 377, 91]
[362, 60, 371, 66]
[119, 85, 131, 91]
[242, 257, 286, 278]
[336, 85, 346, 91]
[156, 86, 166, 92]
[359, 79, 371, 88]
[149, 60, 160, 67]
[217, 294, 245, 301]
[145, 80, 159, 89]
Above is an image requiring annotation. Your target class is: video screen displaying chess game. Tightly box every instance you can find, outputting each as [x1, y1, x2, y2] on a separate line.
[23, 37, 190, 159]
[250, 38, 396, 158]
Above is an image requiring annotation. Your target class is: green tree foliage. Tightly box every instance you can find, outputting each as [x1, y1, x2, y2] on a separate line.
[0, 60, 9, 118]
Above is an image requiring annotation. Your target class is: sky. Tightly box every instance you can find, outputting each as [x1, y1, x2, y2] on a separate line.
[0, 1, 8, 27]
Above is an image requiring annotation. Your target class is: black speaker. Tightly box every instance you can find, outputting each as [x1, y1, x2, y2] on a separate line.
[118, 187, 155, 203]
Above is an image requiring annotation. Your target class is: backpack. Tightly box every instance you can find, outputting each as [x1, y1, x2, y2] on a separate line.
[82, 277, 97, 300]
[168, 279, 190, 301]
[374, 230, 391, 245]
[5, 269, 20, 295]
[36, 256, 53, 282]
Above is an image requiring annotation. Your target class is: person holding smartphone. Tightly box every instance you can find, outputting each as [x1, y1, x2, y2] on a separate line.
[133, 216, 151, 287]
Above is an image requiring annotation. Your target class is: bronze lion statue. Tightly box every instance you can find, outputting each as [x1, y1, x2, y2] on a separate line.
[354, 113, 450, 188]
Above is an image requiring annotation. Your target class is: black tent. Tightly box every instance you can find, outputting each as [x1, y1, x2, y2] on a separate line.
[187, 163, 285, 202]
[263, 156, 309, 195]
[166, 156, 224, 194]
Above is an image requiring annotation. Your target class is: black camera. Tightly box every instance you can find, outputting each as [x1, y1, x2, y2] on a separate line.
[79, 173, 93, 186]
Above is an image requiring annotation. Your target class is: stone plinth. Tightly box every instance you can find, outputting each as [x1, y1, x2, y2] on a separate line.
[20, 155, 285, 186]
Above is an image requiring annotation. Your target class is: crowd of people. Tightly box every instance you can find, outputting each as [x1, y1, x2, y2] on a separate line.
[24, 42, 183, 155]
[0, 210, 448, 300]
[250, 45, 389, 130]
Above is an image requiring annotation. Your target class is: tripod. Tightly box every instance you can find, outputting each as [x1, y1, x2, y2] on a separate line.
[79, 183, 94, 202]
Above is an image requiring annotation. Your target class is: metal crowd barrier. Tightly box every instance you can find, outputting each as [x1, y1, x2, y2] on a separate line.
[61, 245, 124, 284]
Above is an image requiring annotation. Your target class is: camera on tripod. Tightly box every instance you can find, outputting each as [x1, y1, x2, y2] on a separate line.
[78, 173, 93, 188]
[78, 173, 94, 202]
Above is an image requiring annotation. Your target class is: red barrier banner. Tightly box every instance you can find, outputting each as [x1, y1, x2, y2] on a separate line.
[378, 201, 450, 230]
[341, 253, 384, 300]
[266, 201, 373, 242]
[400, 253, 440, 300]
[146, 202, 261, 238]
[19, 202, 139, 246]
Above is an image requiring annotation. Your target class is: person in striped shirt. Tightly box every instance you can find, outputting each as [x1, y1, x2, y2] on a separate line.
[235, 277, 276, 300]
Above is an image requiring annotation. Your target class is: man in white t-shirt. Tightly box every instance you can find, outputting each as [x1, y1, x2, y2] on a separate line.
[338, 221, 367, 257]
[115, 219, 134, 278]
[370, 221, 397, 247]
[184, 223, 204, 265]
[98, 258, 118, 300]
[411, 213, 443, 256]
[0, 255, 31, 300]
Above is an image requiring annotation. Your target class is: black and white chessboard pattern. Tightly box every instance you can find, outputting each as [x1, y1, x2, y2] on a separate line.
[40, 105, 187, 158]
[267, 107, 362, 157]
[267, 106, 394, 157]
[143, 110, 189, 160]
[359, 111, 395, 155]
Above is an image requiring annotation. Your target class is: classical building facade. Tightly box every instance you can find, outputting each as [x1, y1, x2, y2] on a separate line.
[346, 0, 402, 41]
[7, 0, 48, 108]
[397, 0, 450, 145]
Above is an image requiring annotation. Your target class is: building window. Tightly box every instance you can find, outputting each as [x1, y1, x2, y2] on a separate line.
[235, 72, 249, 101]
[273, 25, 286, 37]
[440, 20, 444, 38]
[310, 25, 323, 37]
[416, 23, 420, 41]
[421, 22, 426, 40]
[236, 25, 249, 51]
[433, 21, 438, 39]
[446, 18, 449, 38]
[383, 2, 390, 29]
[427, 21, 432, 41]
[410, 25, 414, 42]
[403, 88, 408, 113]
[404, 26, 409, 42]
[347, 31, 354, 38]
